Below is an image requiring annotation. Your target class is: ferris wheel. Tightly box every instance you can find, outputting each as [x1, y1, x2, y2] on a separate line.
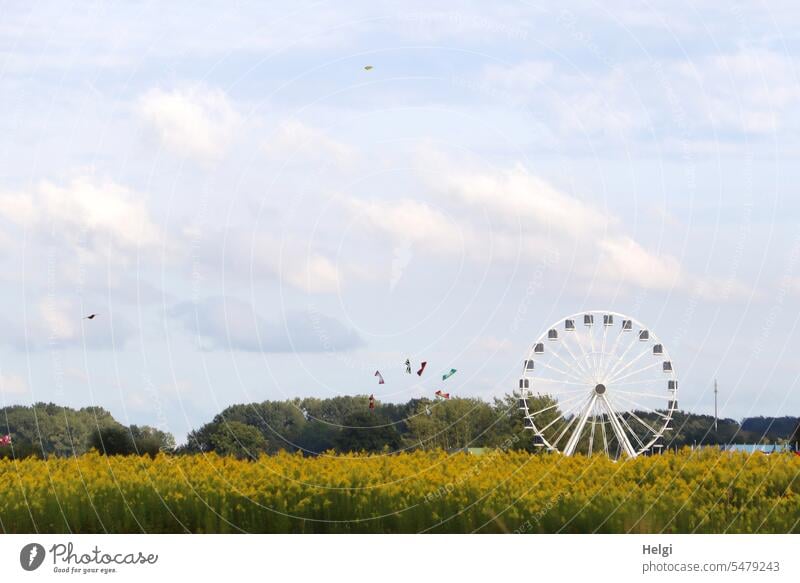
[517, 310, 677, 458]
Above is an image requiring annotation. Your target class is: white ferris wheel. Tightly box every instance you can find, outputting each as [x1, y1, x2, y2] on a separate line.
[518, 310, 677, 458]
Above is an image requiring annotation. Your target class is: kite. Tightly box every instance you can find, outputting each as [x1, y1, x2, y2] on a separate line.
[364, 65, 374, 71]
[374, 371, 385, 384]
[404, 359, 412, 374]
[0, 434, 10, 446]
[417, 361, 427, 376]
[369, 394, 375, 410]
[84, 314, 97, 320]
[435, 390, 450, 399]
[442, 368, 457, 381]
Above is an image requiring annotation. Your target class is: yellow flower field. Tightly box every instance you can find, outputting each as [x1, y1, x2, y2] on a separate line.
[1, 449, 798, 533]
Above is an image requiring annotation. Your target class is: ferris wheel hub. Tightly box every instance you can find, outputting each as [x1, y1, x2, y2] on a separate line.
[594, 383, 606, 395]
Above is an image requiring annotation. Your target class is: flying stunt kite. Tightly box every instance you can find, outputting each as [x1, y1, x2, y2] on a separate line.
[442, 368, 457, 381]
[364, 65, 374, 71]
[417, 361, 427, 376]
[434, 390, 450, 400]
[374, 371, 385, 384]
[84, 314, 97, 320]
[405, 359, 412, 374]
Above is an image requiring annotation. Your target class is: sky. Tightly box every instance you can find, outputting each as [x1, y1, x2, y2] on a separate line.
[1, 1, 800, 443]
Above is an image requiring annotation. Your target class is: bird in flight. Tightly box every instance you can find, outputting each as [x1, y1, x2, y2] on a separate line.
[84, 314, 97, 320]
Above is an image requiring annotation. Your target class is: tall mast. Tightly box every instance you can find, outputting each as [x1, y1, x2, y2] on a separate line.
[713, 379, 718, 432]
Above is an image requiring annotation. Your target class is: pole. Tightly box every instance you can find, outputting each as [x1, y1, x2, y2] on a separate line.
[714, 379, 718, 432]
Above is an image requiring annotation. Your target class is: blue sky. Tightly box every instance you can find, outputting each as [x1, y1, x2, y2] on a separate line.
[1, 1, 800, 442]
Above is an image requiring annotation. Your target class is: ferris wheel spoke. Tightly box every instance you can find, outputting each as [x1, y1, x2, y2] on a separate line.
[534, 360, 592, 384]
[598, 324, 610, 374]
[615, 389, 670, 400]
[606, 395, 644, 447]
[562, 329, 594, 378]
[600, 394, 636, 458]
[603, 344, 652, 381]
[622, 406, 660, 436]
[588, 326, 598, 372]
[592, 349, 607, 382]
[608, 378, 664, 387]
[549, 347, 593, 383]
[559, 334, 592, 378]
[537, 412, 567, 434]
[532, 385, 596, 394]
[528, 392, 587, 416]
[608, 405, 646, 451]
[588, 400, 597, 457]
[611, 392, 671, 420]
[607, 361, 661, 385]
[603, 331, 640, 380]
[564, 393, 597, 455]
[606, 394, 651, 447]
[599, 328, 626, 378]
[529, 370, 591, 388]
[600, 410, 609, 456]
[550, 396, 590, 447]
[620, 414, 646, 449]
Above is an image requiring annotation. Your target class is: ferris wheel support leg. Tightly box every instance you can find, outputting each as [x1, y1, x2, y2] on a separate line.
[563, 394, 597, 456]
[600, 394, 637, 459]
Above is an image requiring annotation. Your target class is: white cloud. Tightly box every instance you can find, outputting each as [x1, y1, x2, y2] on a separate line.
[475, 335, 514, 353]
[280, 252, 342, 294]
[344, 197, 465, 254]
[483, 61, 553, 93]
[596, 236, 681, 290]
[39, 298, 77, 342]
[168, 297, 363, 353]
[264, 120, 356, 166]
[477, 48, 800, 147]
[0, 175, 164, 255]
[33, 297, 134, 350]
[786, 276, 800, 296]
[191, 228, 342, 294]
[340, 150, 754, 298]
[438, 160, 606, 237]
[244, 232, 342, 294]
[0, 372, 28, 395]
[138, 86, 241, 160]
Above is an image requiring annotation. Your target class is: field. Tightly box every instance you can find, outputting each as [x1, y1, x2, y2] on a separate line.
[1, 449, 799, 533]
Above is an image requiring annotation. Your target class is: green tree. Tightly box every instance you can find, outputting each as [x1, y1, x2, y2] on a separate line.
[1, 402, 121, 458]
[130, 425, 176, 457]
[88, 424, 135, 456]
[789, 421, 800, 450]
[335, 411, 401, 452]
[295, 421, 339, 455]
[209, 421, 268, 459]
[186, 421, 269, 459]
[405, 397, 500, 450]
[215, 401, 307, 452]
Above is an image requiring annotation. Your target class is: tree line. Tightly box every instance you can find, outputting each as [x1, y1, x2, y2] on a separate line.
[2, 398, 798, 459]
[0, 403, 174, 459]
